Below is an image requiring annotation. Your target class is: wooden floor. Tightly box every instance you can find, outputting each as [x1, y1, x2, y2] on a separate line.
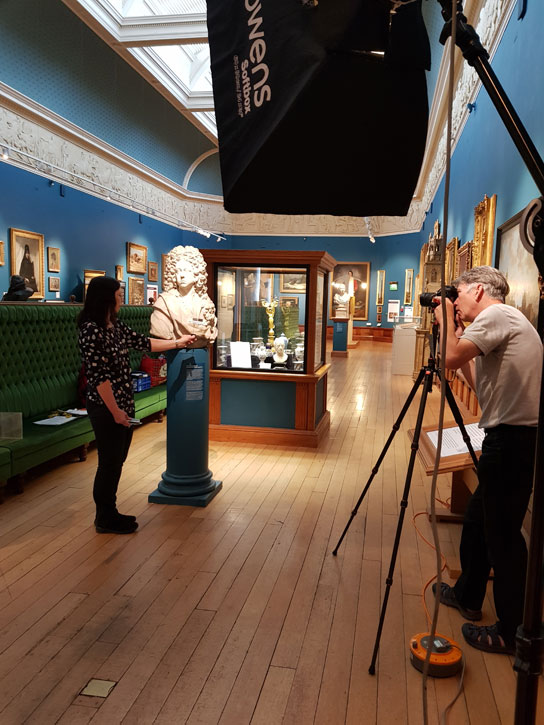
[0, 342, 542, 724]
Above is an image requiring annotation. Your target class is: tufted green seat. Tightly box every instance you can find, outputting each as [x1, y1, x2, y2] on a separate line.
[0, 303, 166, 486]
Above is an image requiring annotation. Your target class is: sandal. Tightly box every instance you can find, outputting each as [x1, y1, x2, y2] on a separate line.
[461, 622, 515, 655]
[432, 582, 482, 621]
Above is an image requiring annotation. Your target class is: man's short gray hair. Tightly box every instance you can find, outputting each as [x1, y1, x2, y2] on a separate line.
[454, 265, 509, 302]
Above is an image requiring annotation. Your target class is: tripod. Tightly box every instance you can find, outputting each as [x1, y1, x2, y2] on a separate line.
[332, 326, 479, 674]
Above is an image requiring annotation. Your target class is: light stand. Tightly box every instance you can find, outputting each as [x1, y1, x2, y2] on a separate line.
[436, 3, 544, 722]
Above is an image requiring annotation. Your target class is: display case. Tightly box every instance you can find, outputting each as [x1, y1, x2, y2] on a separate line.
[201, 249, 336, 447]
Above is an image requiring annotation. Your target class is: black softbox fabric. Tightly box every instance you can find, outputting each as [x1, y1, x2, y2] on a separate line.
[206, 0, 431, 217]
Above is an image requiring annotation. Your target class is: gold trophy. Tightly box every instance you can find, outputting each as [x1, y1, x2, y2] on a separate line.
[261, 298, 278, 345]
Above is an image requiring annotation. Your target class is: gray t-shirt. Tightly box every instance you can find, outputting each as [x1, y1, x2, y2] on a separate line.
[461, 303, 542, 428]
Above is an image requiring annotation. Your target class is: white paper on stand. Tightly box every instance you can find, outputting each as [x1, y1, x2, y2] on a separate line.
[426, 423, 484, 456]
[230, 341, 252, 368]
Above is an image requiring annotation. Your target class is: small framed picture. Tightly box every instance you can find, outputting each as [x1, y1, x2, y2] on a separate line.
[128, 276, 145, 305]
[115, 265, 124, 281]
[126, 242, 147, 274]
[376, 313, 382, 323]
[0, 240, 5, 266]
[118, 280, 126, 303]
[221, 295, 227, 308]
[376, 305, 382, 314]
[147, 284, 158, 304]
[148, 261, 158, 282]
[48, 276, 60, 292]
[280, 296, 299, 307]
[227, 293, 234, 309]
[84, 269, 105, 299]
[47, 247, 60, 273]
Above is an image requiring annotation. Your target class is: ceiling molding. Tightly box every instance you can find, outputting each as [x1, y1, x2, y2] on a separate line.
[116, 14, 208, 46]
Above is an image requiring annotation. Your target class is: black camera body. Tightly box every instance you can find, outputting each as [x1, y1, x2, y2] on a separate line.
[419, 285, 458, 309]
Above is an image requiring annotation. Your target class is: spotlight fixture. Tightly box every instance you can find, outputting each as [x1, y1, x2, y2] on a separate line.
[1, 147, 8, 160]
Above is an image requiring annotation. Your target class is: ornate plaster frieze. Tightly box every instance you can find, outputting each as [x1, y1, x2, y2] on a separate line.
[0, 0, 516, 239]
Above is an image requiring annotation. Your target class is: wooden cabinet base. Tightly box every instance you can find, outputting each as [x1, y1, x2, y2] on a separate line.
[209, 411, 330, 448]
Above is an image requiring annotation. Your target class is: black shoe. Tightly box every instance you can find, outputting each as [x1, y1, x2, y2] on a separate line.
[95, 515, 138, 535]
[431, 582, 482, 621]
[94, 511, 136, 525]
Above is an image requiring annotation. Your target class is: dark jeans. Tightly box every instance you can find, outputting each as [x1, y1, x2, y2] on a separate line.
[453, 425, 536, 641]
[87, 400, 133, 518]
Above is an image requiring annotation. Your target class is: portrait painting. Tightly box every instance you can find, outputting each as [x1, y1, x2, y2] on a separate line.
[47, 247, 60, 273]
[129, 276, 145, 305]
[280, 296, 299, 307]
[330, 262, 370, 320]
[496, 209, 540, 329]
[148, 261, 159, 282]
[115, 265, 124, 281]
[83, 269, 105, 300]
[48, 277, 60, 292]
[10, 228, 45, 299]
[280, 271, 307, 293]
[126, 242, 147, 274]
[404, 269, 414, 305]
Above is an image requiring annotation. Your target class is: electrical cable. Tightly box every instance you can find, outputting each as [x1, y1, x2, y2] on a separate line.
[421, 1, 461, 723]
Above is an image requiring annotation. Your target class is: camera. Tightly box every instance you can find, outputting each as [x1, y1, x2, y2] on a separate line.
[419, 285, 458, 309]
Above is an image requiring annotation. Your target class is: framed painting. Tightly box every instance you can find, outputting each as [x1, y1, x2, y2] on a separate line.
[376, 313, 382, 323]
[376, 269, 385, 306]
[280, 296, 299, 307]
[10, 228, 45, 299]
[128, 276, 145, 305]
[220, 294, 227, 309]
[404, 269, 413, 305]
[445, 237, 459, 284]
[455, 241, 473, 278]
[280, 271, 306, 293]
[115, 265, 123, 281]
[496, 208, 540, 329]
[330, 262, 370, 320]
[126, 242, 147, 274]
[118, 280, 126, 303]
[227, 293, 234, 309]
[48, 277, 60, 292]
[148, 261, 158, 282]
[47, 247, 60, 273]
[83, 269, 105, 299]
[0, 241, 4, 266]
[473, 193, 497, 268]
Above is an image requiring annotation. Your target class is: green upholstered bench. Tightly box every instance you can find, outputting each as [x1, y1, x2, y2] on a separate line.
[0, 303, 166, 499]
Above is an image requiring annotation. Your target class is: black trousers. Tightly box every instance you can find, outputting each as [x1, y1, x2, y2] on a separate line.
[453, 425, 536, 641]
[87, 400, 134, 517]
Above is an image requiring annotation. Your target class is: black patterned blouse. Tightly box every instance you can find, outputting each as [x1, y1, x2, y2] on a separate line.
[78, 320, 151, 415]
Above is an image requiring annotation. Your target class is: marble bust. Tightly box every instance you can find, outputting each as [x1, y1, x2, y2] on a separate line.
[150, 245, 217, 348]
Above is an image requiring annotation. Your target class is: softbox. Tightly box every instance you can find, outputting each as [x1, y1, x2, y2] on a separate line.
[206, 0, 431, 217]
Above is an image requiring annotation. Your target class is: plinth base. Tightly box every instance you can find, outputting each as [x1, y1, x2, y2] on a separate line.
[148, 479, 222, 507]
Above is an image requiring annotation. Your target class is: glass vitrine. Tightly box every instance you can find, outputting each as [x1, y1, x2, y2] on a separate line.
[215, 264, 308, 373]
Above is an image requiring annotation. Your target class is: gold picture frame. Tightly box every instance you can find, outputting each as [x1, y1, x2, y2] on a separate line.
[404, 269, 414, 305]
[279, 271, 306, 293]
[126, 242, 147, 274]
[128, 276, 145, 305]
[48, 276, 60, 292]
[115, 265, 123, 281]
[83, 269, 105, 299]
[330, 262, 370, 320]
[0, 241, 4, 266]
[445, 237, 459, 284]
[472, 193, 497, 268]
[148, 261, 159, 282]
[10, 228, 45, 299]
[47, 246, 60, 273]
[376, 269, 385, 306]
[455, 242, 473, 278]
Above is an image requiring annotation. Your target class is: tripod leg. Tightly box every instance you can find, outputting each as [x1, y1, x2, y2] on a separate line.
[440, 371, 479, 468]
[369, 367, 435, 674]
[332, 368, 427, 556]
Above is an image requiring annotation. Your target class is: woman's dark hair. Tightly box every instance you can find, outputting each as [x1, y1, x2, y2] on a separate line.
[77, 276, 120, 328]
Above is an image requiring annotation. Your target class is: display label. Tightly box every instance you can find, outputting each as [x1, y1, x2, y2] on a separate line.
[185, 364, 204, 401]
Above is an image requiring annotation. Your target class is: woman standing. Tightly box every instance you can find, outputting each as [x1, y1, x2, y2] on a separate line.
[78, 276, 195, 534]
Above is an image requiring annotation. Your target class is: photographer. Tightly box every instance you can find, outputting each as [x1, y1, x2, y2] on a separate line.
[432, 266, 542, 655]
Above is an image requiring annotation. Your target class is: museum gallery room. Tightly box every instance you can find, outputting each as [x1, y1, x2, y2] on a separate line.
[0, 0, 543, 723]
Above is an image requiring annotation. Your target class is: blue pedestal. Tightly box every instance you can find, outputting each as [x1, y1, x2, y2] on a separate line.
[332, 318, 349, 353]
[148, 347, 222, 507]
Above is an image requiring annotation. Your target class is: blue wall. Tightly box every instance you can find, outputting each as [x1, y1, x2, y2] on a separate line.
[427, 3, 544, 248]
[230, 233, 423, 328]
[0, 162, 224, 300]
[0, 0, 222, 195]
